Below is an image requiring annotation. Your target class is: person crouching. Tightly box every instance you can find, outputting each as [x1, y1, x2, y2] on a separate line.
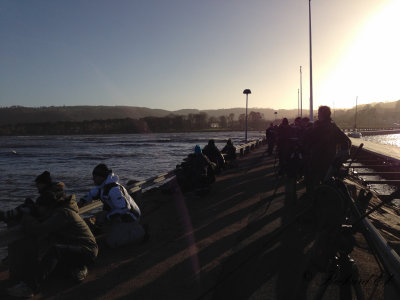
[80, 164, 146, 248]
[7, 190, 98, 298]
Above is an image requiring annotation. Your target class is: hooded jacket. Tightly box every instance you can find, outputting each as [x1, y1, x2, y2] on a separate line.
[21, 194, 98, 259]
[83, 173, 141, 221]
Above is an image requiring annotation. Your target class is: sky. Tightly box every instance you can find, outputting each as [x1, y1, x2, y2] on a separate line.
[1, 0, 399, 111]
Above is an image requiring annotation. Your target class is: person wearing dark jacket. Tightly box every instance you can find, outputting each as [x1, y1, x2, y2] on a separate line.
[0, 171, 65, 225]
[277, 118, 295, 173]
[176, 145, 216, 192]
[202, 139, 225, 173]
[221, 139, 237, 161]
[302, 106, 351, 192]
[265, 123, 276, 156]
[6, 191, 98, 298]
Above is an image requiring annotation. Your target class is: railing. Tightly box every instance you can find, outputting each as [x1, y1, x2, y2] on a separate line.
[0, 137, 265, 247]
[351, 192, 400, 298]
[343, 128, 400, 136]
[234, 138, 265, 156]
[343, 127, 400, 131]
[361, 217, 400, 297]
[347, 147, 400, 297]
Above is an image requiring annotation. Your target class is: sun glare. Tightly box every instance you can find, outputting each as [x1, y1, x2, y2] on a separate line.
[318, 0, 400, 109]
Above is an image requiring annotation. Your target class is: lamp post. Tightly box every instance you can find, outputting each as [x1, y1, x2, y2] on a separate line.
[274, 111, 278, 123]
[309, 0, 314, 121]
[300, 65, 303, 117]
[298, 88, 300, 116]
[243, 89, 251, 142]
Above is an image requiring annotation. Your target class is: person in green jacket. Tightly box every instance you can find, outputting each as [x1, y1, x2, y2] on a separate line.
[6, 190, 98, 298]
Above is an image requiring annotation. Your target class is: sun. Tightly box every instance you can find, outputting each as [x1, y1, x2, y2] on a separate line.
[318, 0, 400, 109]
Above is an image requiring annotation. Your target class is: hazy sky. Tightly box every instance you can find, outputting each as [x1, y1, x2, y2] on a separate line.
[1, 0, 399, 111]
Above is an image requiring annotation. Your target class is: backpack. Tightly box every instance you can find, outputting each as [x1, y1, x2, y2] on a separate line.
[102, 182, 140, 219]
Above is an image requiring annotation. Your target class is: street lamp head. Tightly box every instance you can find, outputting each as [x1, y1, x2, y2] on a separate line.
[243, 89, 251, 95]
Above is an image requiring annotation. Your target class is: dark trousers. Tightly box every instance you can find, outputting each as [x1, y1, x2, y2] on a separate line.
[267, 141, 275, 155]
[39, 244, 95, 281]
[10, 240, 95, 291]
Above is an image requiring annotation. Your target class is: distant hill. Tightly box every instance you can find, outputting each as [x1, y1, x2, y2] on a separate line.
[0, 106, 301, 125]
[0, 106, 170, 125]
[1, 99, 399, 126]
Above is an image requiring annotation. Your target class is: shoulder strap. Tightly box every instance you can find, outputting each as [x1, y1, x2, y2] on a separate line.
[103, 182, 119, 197]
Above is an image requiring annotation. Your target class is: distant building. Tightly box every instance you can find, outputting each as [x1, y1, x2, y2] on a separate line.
[210, 122, 220, 128]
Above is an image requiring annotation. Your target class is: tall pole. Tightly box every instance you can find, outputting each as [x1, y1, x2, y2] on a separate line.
[309, 0, 314, 121]
[300, 66, 303, 117]
[243, 89, 251, 142]
[333, 100, 336, 119]
[355, 96, 358, 130]
[298, 89, 300, 116]
[245, 93, 248, 142]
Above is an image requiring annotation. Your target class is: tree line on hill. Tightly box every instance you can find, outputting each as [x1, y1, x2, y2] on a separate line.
[0, 100, 399, 135]
[0, 111, 268, 135]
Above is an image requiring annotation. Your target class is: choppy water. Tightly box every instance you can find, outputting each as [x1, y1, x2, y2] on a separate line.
[0, 131, 264, 211]
[353, 133, 400, 200]
[1, 131, 399, 210]
[0, 131, 399, 257]
[362, 133, 400, 148]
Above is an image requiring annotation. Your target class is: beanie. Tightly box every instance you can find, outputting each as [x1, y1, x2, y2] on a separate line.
[35, 171, 52, 185]
[194, 145, 202, 154]
[36, 191, 57, 207]
[92, 163, 111, 177]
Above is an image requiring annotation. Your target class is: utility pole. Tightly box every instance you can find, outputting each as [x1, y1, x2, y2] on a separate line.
[298, 89, 300, 116]
[309, 0, 314, 121]
[300, 66, 303, 117]
[243, 89, 251, 142]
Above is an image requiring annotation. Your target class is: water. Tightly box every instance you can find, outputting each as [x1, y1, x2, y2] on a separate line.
[354, 133, 400, 197]
[0, 131, 264, 211]
[0, 131, 265, 256]
[1, 131, 398, 256]
[361, 133, 400, 147]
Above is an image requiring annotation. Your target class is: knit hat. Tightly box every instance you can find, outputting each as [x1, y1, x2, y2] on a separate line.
[194, 145, 202, 154]
[35, 171, 52, 185]
[36, 191, 57, 207]
[92, 163, 112, 177]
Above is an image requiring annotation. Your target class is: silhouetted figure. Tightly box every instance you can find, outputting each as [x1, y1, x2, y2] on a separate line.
[277, 118, 295, 174]
[0, 171, 66, 226]
[202, 139, 225, 173]
[7, 191, 98, 298]
[221, 139, 237, 161]
[266, 123, 276, 156]
[302, 106, 351, 192]
[175, 145, 216, 193]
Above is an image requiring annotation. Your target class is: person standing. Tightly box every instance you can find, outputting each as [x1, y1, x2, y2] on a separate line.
[277, 118, 295, 173]
[303, 106, 351, 192]
[265, 123, 276, 156]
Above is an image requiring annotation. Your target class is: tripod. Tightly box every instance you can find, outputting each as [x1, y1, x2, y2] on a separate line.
[308, 153, 367, 300]
[313, 225, 365, 300]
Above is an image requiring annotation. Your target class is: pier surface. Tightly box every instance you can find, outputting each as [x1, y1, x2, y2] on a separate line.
[1, 144, 398, 299]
